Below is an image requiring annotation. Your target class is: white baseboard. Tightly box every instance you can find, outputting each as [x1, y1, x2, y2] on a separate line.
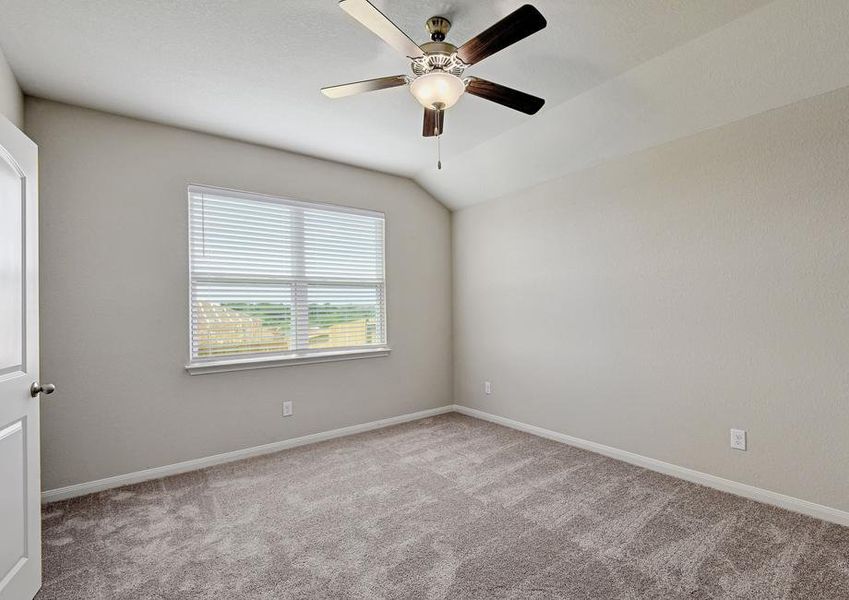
[453, 404, 849, 528]
[42, 403, 849, 528]
[41, 405, 454, 503]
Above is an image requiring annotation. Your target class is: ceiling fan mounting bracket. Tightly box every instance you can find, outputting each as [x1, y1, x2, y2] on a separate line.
[426, 16, 451, 42]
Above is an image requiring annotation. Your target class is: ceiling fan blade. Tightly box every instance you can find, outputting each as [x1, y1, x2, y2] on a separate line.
[423, 108, 444, 137]
[465, 77, 545, 115]
[339, 0, 425, 59]
[456, 4, 546, 66]
[321, 75, 408, 99]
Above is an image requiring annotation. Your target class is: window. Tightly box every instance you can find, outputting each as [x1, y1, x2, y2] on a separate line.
[186, 185, 388, 373]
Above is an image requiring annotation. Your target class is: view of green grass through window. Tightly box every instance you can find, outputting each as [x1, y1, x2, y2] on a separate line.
[194, 302, 379, 357]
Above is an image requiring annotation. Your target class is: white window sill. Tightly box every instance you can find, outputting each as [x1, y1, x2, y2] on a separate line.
[185, 347, 391, 375]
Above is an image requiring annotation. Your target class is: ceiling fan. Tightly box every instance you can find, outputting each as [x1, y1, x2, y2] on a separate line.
[321, 0, 547, 149]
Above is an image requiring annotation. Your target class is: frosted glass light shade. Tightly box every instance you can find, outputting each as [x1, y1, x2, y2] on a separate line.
[409, 72, 465, 110]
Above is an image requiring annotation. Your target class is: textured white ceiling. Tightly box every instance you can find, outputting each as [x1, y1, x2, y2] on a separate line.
[420, 0, 849, 207]
[2, 0, 838, 209]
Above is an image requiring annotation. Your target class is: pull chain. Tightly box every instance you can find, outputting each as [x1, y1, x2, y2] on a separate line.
[432, 103, 445, 171]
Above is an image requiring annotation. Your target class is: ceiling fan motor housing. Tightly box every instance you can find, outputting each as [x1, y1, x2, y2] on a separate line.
[411, 42, 467, 77]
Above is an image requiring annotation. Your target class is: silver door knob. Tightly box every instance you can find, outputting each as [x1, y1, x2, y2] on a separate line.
[30, 382, 56, 397]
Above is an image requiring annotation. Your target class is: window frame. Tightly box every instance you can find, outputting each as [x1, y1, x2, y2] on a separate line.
[185, 184, 390, 375]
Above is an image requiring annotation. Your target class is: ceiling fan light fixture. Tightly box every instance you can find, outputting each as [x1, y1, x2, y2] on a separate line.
[409, 71, 465, 110]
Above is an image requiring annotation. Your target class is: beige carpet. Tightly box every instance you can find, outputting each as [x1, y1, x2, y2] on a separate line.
[38, 413, 848, 599]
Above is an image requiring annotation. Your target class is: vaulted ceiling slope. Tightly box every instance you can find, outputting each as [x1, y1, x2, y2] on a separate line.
[1, 1, 846, 209]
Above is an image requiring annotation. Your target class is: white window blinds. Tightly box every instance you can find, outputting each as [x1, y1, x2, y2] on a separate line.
[188, 185, 387, 366]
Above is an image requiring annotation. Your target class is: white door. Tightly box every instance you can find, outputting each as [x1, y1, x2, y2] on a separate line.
[0, 116, 44, 600]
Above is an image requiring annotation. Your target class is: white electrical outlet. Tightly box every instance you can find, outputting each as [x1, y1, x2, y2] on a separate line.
[730, 428, 746, 451]
[484, 381, 492, 395]
[282, 401, 293, 417]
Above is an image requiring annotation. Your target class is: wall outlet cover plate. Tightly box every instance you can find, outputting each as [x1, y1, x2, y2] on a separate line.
[730, 428, 747, 451]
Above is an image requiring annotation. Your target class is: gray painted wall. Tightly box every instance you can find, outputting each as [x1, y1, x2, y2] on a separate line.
[0, 46, 22, 128]
[453, 88, 849, 512]
[26, 98, 452, 490]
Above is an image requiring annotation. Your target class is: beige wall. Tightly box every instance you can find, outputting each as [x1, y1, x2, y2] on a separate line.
[453, 87, 849, 512]
[26, 98, 452, 490]
[0, 46, 22, 128]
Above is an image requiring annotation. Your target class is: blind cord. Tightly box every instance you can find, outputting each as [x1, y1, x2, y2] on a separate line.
[201, 192, 206, 256]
